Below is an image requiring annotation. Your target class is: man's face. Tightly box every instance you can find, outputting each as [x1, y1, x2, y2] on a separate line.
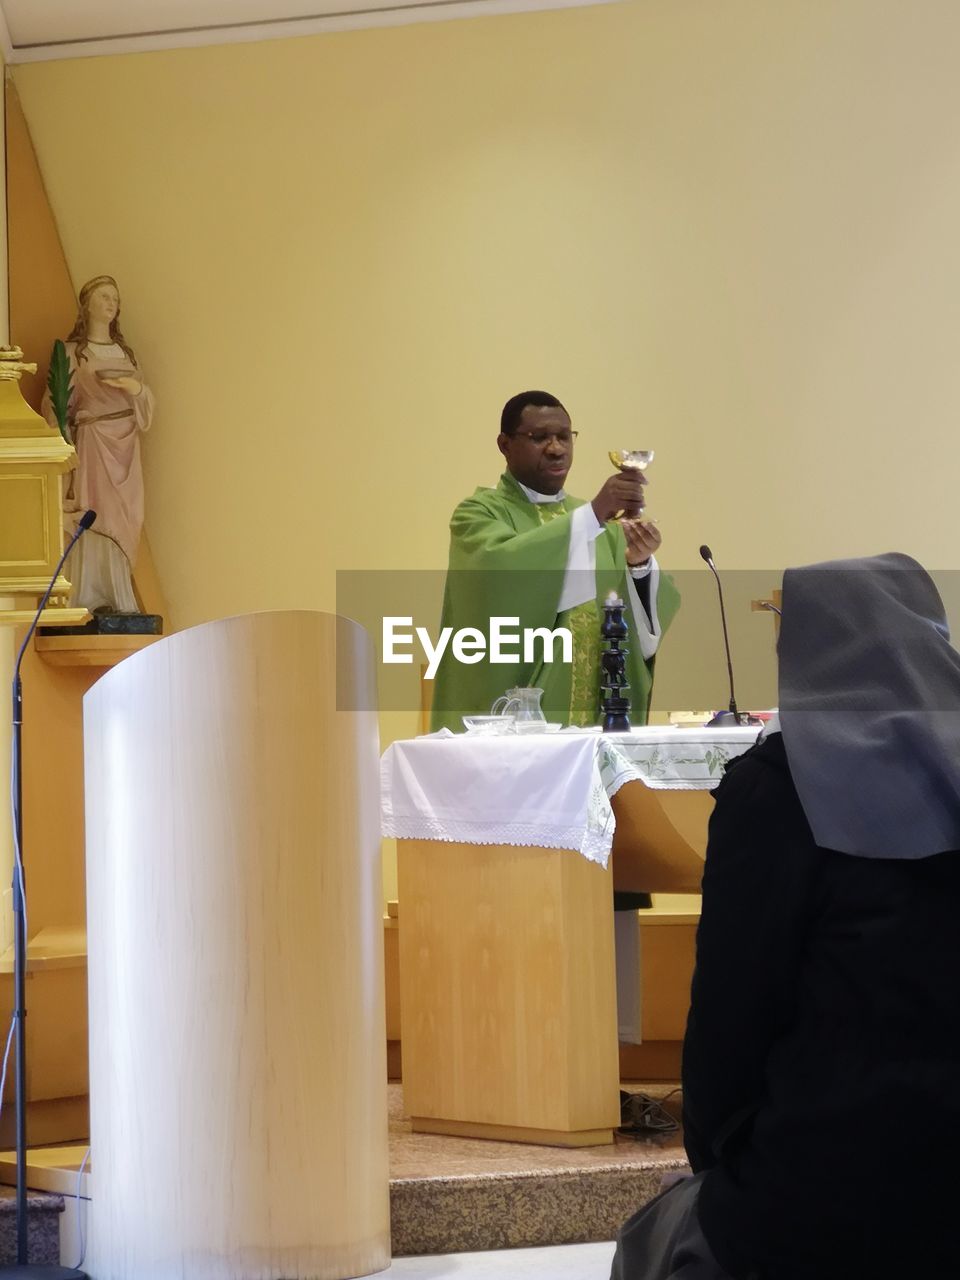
[498, 405, 574, 496]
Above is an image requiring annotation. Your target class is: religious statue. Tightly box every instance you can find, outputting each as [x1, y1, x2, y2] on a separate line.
[42, 275, 155, 617]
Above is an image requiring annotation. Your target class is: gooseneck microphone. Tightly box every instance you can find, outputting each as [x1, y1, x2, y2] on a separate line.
[7, 510, 95, 1279]
[14, 509, 97, 677]
[699, 544, 760, 729]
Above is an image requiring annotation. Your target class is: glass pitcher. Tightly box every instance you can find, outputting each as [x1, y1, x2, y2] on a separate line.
[490, 687, 547, 732]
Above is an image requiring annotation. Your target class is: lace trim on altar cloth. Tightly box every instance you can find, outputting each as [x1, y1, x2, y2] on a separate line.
[381, 813, 612, 867]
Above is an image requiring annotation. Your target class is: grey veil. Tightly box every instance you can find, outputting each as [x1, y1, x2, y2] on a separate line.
[778, 553, 960, 860]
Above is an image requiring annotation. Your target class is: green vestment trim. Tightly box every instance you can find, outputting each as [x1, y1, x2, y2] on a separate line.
[534, 501, 601, 726]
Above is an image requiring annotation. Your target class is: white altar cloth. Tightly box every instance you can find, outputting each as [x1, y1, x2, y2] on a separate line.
[380, 726, 760, 867]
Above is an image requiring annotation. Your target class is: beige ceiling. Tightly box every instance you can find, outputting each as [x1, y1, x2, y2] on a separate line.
[0, 0, 617, 61]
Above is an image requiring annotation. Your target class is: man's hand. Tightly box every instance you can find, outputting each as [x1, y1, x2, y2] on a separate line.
[591, 471, 647, 522]
[621, 517, 661, 567]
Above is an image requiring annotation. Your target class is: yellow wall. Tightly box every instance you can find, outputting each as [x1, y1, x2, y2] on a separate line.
[12, 1, 960, 895]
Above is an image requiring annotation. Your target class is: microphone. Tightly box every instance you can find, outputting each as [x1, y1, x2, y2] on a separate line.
[15, 509, 97, 677]
[8, 509, 96, 1273]
[699, 544, 761, 728]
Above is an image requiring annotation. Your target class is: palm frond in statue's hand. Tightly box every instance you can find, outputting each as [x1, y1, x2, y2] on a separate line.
[47, 339, 73, 442]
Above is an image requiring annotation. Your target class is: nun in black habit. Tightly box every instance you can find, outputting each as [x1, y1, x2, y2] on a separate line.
[611, 553, 960, 1280]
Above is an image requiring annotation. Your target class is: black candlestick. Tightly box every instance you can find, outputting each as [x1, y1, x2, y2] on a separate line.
[600, 593, 631, 732]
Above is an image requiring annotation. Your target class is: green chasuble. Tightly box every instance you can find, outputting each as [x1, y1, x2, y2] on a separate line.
[430, 473, 681, 733]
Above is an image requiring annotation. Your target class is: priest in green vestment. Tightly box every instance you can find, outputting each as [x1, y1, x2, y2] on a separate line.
[430, 390, 681, 732]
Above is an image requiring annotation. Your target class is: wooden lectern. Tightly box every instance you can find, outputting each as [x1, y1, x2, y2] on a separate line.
[83, 612, 390, 1280]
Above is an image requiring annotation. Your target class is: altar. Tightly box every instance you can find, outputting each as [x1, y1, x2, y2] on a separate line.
[381, 725, 760, 1146]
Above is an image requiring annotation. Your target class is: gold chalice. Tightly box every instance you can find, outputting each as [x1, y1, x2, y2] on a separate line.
[609, 449, 654, 520]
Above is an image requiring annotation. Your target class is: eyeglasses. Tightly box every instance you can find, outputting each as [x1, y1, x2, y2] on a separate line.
[510, 430, 578, 447]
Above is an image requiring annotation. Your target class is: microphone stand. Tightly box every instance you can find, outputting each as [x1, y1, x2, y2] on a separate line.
[2, 512, 95, 1280]
[699, 544, 762, 729]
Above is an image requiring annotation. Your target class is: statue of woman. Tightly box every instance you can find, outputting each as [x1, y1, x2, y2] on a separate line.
[43, 275, 155, 614]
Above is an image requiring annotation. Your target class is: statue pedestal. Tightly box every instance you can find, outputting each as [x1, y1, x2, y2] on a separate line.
[39, 613, 162, 637]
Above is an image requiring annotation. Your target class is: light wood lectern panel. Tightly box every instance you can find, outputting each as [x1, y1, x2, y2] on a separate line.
[83, 611, 390, 1280]
[398, 839, 620, 1147]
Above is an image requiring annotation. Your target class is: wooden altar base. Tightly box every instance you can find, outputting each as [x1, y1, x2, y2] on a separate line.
[409, 1116, 616, 1148]
[397, 839, 622, 1149]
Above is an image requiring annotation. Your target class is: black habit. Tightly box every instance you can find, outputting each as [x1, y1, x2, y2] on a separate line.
[682, 731, 960, 1280]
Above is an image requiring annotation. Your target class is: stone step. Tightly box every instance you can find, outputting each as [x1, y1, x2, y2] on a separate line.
[0, 1187, 64, 1267]
[388, 1082, 689, 1257]
[0, 1084, 687, 1263]
[390, 1161, 685, 1257]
